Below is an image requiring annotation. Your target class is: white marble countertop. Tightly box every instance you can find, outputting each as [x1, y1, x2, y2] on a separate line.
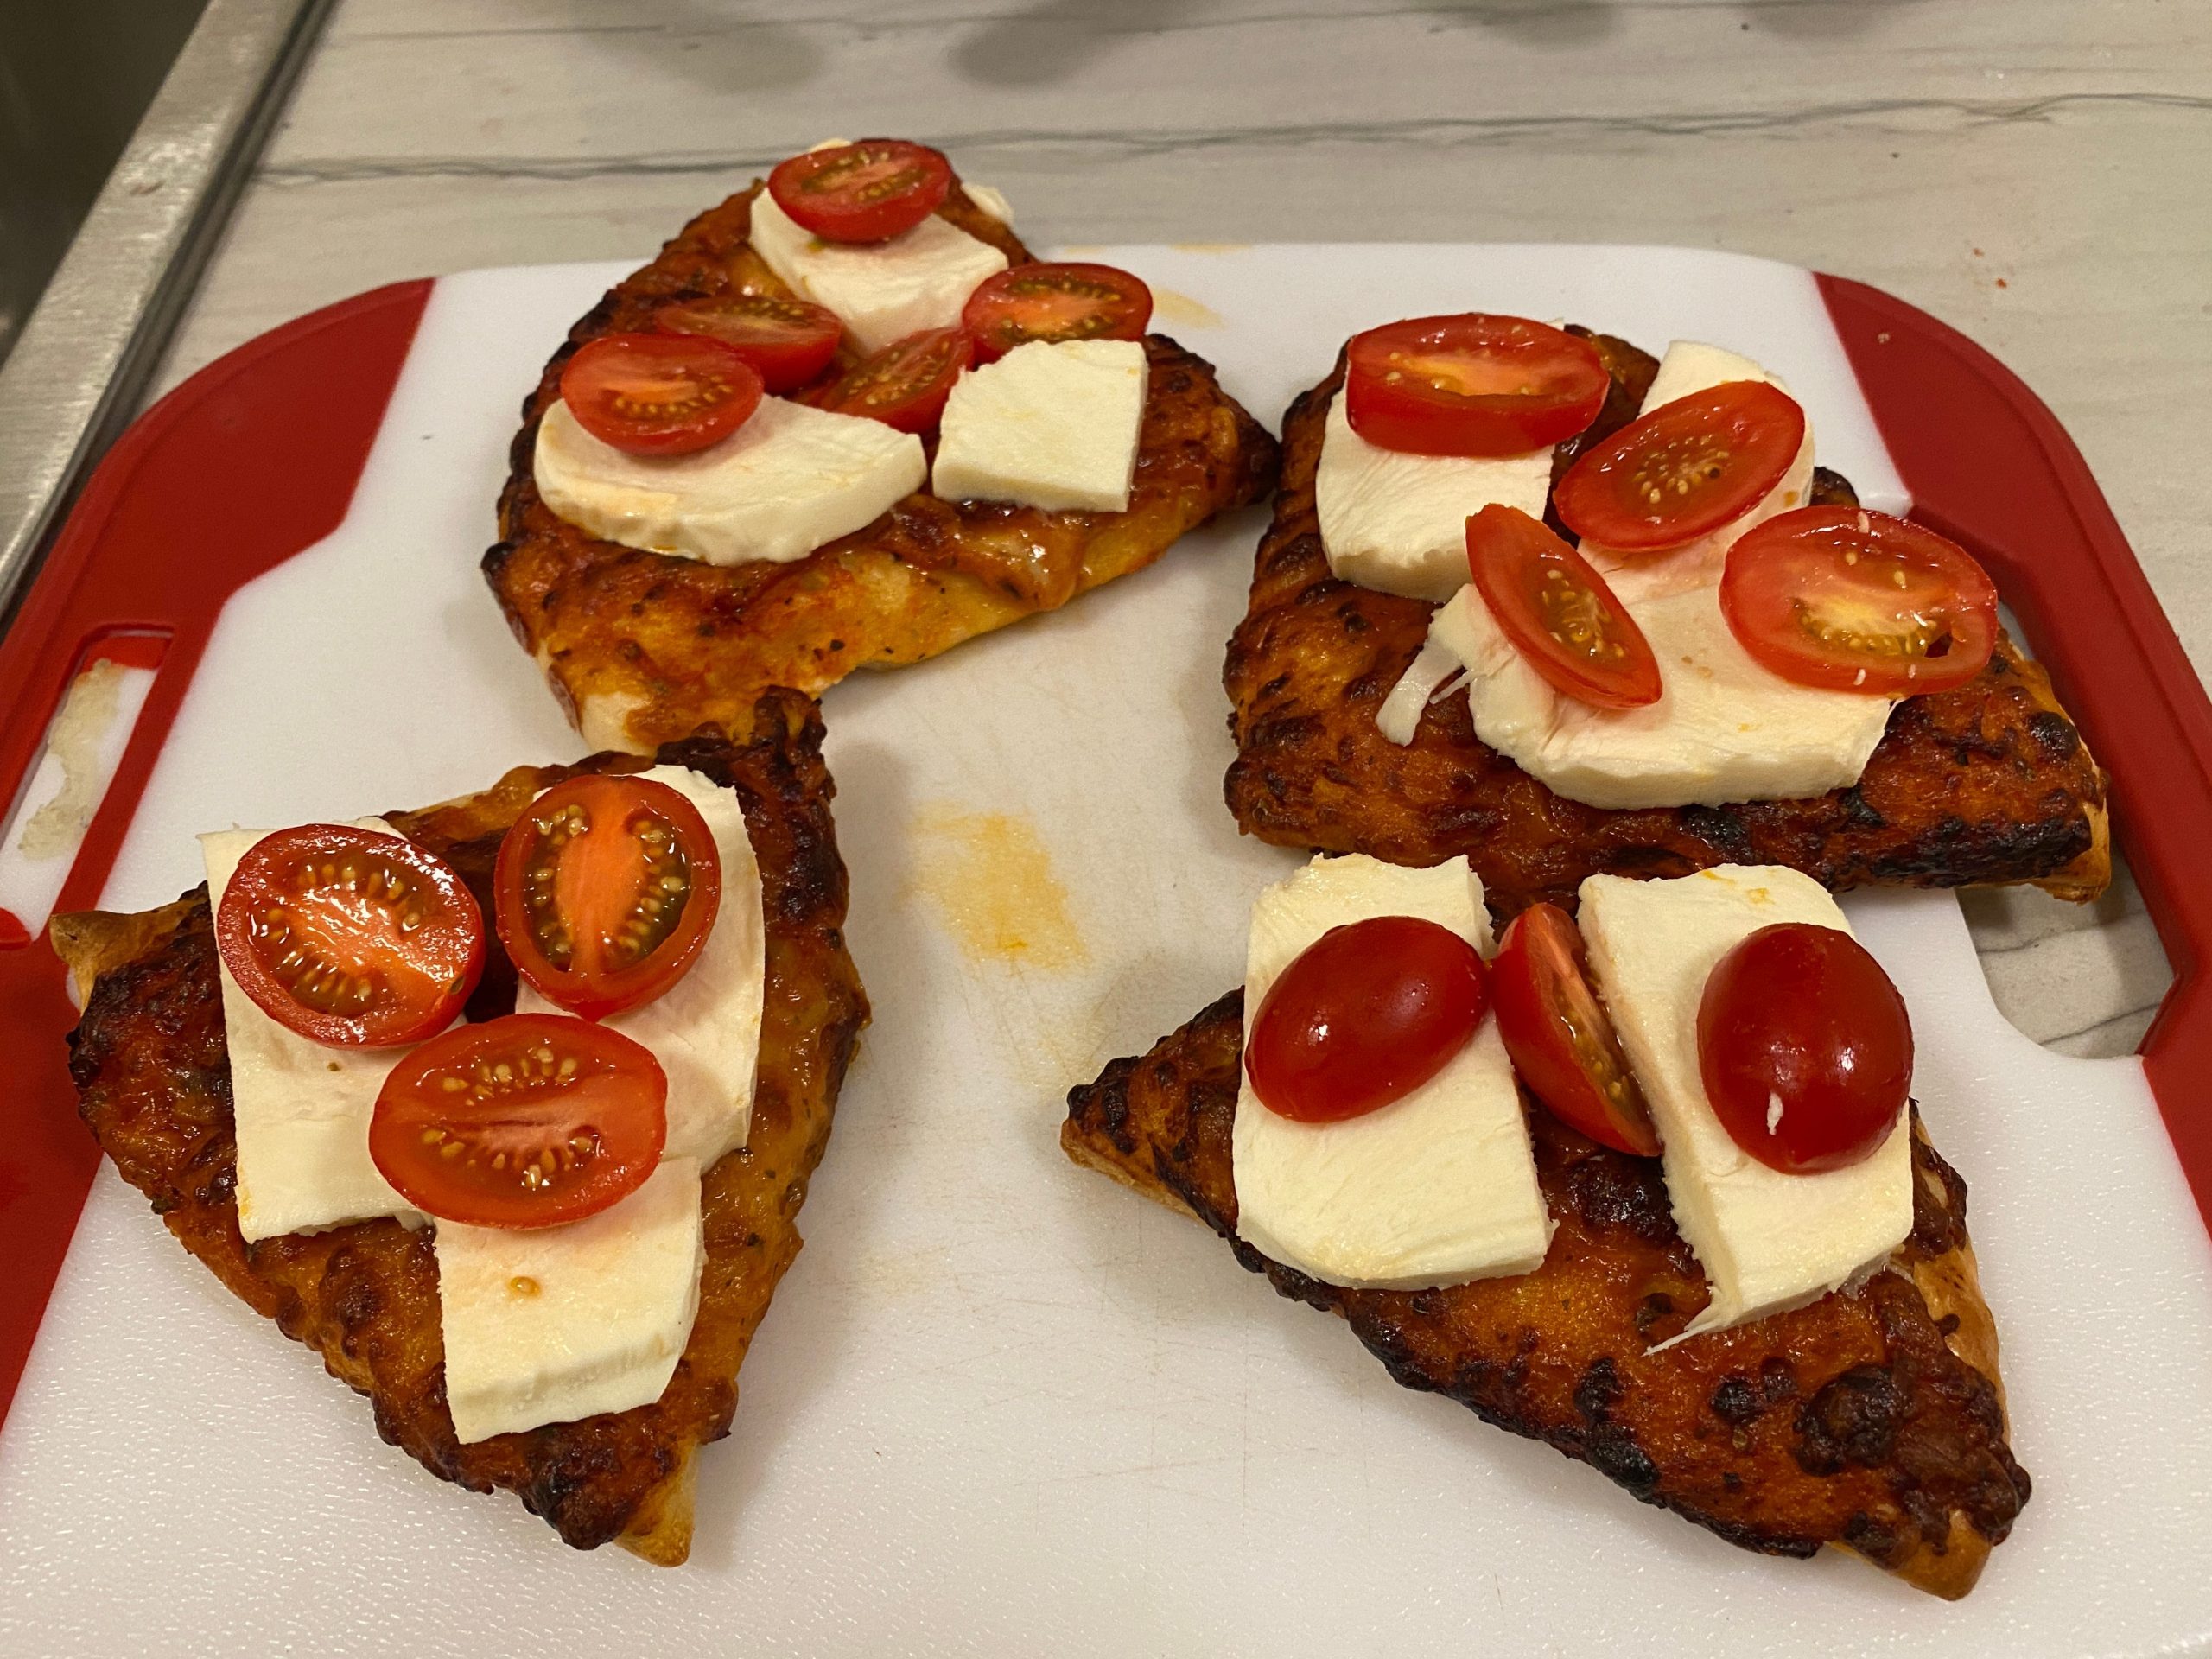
[151, 0, 2209, 1058]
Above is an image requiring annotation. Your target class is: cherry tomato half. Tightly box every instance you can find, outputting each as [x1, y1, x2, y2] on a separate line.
[494, 774, 722, 1021]
[1244, 916, 1488, 1122]
[1554, 380, 1806, 553]
[1697, 923, 1912, 1174]
[370, 1014, 668, 1229]
[653, 293, 842, 393]
[1344, 314, 1610, 458]
[767, 139, 951, 243]
[1491, 903, 1658, 1156]
[1720, 505, 1999, 696]
[215, 824, 483, 1048]
[1467, 505, 1662, 709]
[812, 326, 973, 433]
[961, 263, 1154, 363]
[560, 332, 763, 456]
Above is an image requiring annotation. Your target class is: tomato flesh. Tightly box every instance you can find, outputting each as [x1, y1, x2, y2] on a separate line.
[961, 263, 1153, 363]
[1467, 505, 1662, 709]
[767, 139, 950, 243]
[812, 327, 972, 433]
[560, 332, 763, 456]
[1491, 903, 1658, 1156]
[1345, 314, 1610, 458]
[1697, 924, 1912, 1173]
[215, 824, 483, 1048]
[1554, 380, 1806, 552]
[370, 1014, 667, 1229]
[653, 293, 842, 393]
[1720, 505, 1999, 696]
[1244, 916, 1487, 1122]
[495, 774, 722, 1021]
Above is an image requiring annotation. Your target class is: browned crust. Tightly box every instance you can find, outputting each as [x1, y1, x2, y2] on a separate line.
[484, 176, 1279, 753]
[1221, 341, 2112, 912]
[1063, 991, 2026, 1599]
[58, 690, 867, 1562]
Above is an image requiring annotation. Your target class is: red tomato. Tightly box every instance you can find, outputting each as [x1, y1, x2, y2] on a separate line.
[653, 293, 842, 393]
[1554, 380, 1806, 552]
[767, 139, 950, 243]
[215, 824, 483, 1048]
[1466, 505, 1662, 709]
[1720, 505, 1999, 696]
[1697, 924, 1913, 1173]
[494, 774, 722, 1021]
[1243, 916, 1488, 1122]
[1344, 314, 1610, 458]
[812, 327, 972, 433]
[370, 1014, 667, 1229]
[961, 263, 1154, 363]
[560, 332, 762, 456]
[1491, 904, 1658, 1157]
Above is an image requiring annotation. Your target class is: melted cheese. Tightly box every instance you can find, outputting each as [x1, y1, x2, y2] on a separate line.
[1231, 855, 1551, 1290]
[1577, 866, 1911, 1339]
[201, 823, 423, 1242]
[534, 396, 924, 569]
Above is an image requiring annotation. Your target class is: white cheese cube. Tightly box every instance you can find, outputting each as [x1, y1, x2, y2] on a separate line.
[1577, 867, 1911, 1339]
[1314, 391, 1553, 603]
[1232, 855, 1552, 1290]
[1427, 582, 1893, 810]
[931, 339, 1148, 513]
[200, 823, 422, 1243]
[515, 765, 765, 1167]
[437, 1158, 706, 1443]
[747, 188, 1007, 355]
[1583, 340, 1817, 607]
[534, 396, 924, 569]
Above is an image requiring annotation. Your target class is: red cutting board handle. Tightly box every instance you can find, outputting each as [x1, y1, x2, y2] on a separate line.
[1819, 274, 2212, 1227]
[0, 279, 431, 1424]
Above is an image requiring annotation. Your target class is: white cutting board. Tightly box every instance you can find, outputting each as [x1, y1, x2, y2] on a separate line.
[2, 247, 2208, 1657]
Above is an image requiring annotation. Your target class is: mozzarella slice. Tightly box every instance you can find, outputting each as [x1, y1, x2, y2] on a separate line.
[1582, 340, 1816, 607]
[515, 764, 765, 1166]
[1577, 867, 1911, 1339]
[1232, 855, 1551, 1290]
[931, 338, 1148, 513]
[534, 396, 924, 569]
[1427, 583, 1892, 810]
[747, 188, 1008, 354]
[436, 1157, 706, 1443]
[200, 823, 422, 1242]
[1314, 391, 1552, 602]
[963, 181, 1014, 224]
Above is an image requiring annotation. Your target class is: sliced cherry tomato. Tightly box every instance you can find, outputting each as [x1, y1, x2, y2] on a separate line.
[370, 1014, 667, 1229]
[1697, 924, 1912, 1174]
[1491, 903, 1658, 1157]
[653, 293, 842, 393]
[767, 139, 950, 243]
[215, 824, 483, 1048]
[559, 332, 762, 456]
[1554, 380, 1807, 552]
[1720, 505, 1999, 696]
[961, 263, 1154, 363]
[812, 327, 972, 433]
[1344, 314, 1609, 458]
[1244, 916, 1487, 1123]
[1466, 505, 1662, 709]
[494, 774, 722, 1021]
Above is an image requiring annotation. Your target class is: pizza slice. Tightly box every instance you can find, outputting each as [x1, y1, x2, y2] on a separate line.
[1064, 854, 2027, 1599]
[486, 137, 1279, 753]
[1222, 318, 2109, 913]
[54, 690, 863, 1562]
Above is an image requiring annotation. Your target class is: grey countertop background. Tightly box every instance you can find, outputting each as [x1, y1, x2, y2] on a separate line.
[148, 0, 2212, 1058]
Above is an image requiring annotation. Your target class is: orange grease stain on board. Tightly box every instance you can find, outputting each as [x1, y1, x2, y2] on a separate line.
[1151, 289, 1223, 329]
[909, 806, 1087, 972]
